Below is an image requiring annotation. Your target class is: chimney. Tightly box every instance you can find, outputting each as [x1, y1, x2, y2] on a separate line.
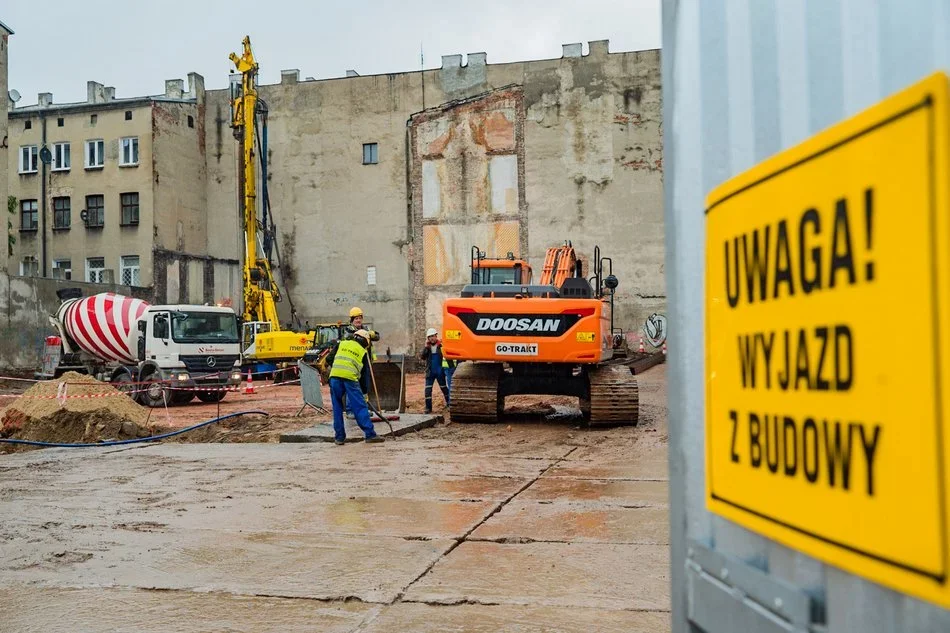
[37, 92, 53, 107]
[588, 40, 609, 57]
[165, 79, 184, 99]
[466, 52, 487, 67]
[104, 86, 115, 101]
[441, 54, 462, 69]
[87, 81, 105, 104]
[281, 69, 300, 84]
[186, 72, 205, 101]
[562, 43, 583, 58]
[345, 70, 359, 77]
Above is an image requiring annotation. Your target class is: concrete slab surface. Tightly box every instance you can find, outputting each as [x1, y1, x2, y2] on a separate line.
[403, 541, 671, 611]
[0, 588, 375, 633]
[0, 528, 453, 604]
[279, 413, 440, 442]
[469, 501, 669, 545]
[362, 603, 671, 632]
[546, 455, 670, 480]
[0, 364, 673, 631]
[517, 477, 670, 506]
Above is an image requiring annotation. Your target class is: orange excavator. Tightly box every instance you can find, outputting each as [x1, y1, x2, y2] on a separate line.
[440, 242, 638, 425]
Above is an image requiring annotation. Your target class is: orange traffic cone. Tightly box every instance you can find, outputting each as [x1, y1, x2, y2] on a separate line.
[244, 370, 255, 395]
[638, 337, 645, 353]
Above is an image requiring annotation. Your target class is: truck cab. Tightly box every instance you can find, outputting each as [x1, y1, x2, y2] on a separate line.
[139, 305, 243, 404]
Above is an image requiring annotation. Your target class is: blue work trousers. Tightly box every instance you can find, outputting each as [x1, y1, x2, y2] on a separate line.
[330, 377, 378, 442]
[425, 371, 450, 412]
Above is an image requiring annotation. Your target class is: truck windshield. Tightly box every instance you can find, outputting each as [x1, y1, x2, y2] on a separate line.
[171, 312, 240, 344]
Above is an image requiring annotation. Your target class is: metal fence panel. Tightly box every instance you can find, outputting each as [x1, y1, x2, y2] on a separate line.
[663, 0, 950, 630]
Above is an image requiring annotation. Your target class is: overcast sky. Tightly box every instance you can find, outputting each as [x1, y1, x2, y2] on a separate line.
[3, 0, 661, 106]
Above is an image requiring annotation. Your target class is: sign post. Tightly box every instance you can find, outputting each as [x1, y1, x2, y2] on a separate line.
[705, 71, 950, 609]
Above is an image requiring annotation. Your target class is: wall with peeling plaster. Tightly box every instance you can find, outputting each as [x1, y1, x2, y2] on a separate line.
[204, 42, 663, 352]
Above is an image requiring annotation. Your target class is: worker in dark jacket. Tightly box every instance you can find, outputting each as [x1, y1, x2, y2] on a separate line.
[328, 329, 384, 445]
[419, 327, 450, 414]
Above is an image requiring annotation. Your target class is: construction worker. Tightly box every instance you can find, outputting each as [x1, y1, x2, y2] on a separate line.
[340, 307, 379, 413]
[419, 327, 450, 414]
[328, 329, 384, 445]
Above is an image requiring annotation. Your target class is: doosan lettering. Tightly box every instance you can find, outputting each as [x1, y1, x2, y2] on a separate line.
[476, 317, 560, 332]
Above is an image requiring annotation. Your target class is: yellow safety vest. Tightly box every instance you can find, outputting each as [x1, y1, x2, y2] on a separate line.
[329, 340, 366, 382]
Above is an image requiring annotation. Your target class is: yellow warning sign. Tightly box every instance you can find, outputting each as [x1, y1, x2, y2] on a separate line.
[705, 71, 950, 608]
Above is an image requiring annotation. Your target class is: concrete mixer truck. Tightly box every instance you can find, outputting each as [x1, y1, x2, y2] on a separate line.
[37, 289, 243, 407]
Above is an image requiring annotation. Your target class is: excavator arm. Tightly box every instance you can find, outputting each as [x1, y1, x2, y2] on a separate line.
[539, 242, 578, 288]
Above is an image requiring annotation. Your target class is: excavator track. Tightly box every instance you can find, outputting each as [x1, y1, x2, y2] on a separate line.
[449, 362, 502, 423]
[585, 364, 639, 426]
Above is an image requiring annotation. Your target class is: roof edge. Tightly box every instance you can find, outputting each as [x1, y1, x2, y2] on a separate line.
[0, 19, 13, 35]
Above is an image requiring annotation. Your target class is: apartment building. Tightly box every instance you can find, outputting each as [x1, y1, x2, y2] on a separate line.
[6, 73, 240, 305]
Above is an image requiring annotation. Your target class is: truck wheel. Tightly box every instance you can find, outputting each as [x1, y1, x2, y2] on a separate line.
[172, 390, 195, 405]
[196, 390, 226, 404]
[112, 370, 138, 403]
[141, 373, 168, 408]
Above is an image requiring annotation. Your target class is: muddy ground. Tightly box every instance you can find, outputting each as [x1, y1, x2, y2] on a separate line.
[0, 365, 670, 632]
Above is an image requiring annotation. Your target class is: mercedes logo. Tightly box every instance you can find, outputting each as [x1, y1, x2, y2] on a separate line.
[206, 357, 216, 368]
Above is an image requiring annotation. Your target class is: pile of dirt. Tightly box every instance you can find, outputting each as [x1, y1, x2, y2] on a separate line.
[0, 372, 158, 451]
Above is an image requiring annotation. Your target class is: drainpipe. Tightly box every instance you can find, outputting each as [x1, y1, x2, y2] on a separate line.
[40, 111, 47, 277]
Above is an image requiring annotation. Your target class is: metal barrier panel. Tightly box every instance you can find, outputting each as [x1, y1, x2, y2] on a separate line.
[663, 1, 950, 631]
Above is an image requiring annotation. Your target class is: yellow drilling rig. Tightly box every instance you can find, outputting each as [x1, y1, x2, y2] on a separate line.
[229, 36, 345, 378]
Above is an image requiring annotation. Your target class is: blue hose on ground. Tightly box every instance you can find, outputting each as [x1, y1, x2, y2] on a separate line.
[0, 410, 269, 448]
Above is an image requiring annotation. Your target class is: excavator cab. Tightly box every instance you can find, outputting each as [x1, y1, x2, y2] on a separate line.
[470, 246, 533, 285]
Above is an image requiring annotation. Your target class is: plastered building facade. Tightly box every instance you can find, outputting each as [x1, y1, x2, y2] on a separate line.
[5, 74, 240, 307]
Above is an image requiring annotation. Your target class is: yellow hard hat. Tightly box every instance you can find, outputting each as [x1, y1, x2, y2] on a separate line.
[349, 307, 363, 318]
[353, 329, 372, 345]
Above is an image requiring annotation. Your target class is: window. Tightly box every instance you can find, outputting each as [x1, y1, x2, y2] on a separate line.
[120, 256, 140, 286]
[57, 117, 64, 127]
[24, 120, 31, 130]
[187, 115, 194, 128]
[52, 142, 70, 171]
[20, 256, 39, 277]
[52, 259, 72, 280]
[53, 197, 71, 229]
[125, 110, 132, 121]
[19, 145, 38, 174]
[90, 114, 97, 124]
[362, 142, 378, 165]
[367, 265, 377, 286]
[85, 139, 104, 168]
[85, 195, 104, 228]
[120, 192, 139, 225]
[120, 137, 138, 166]
[20, 200, 38, 231]
[86, 257, 106, 283]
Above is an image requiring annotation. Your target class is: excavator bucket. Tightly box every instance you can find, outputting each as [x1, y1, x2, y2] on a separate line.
[369, 352, 407, 413]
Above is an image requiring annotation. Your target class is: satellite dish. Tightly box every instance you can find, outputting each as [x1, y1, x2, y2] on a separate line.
[8, 89, 20, 103]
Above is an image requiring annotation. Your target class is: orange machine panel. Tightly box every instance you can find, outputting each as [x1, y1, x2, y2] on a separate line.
[441, 296, 611, 364]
